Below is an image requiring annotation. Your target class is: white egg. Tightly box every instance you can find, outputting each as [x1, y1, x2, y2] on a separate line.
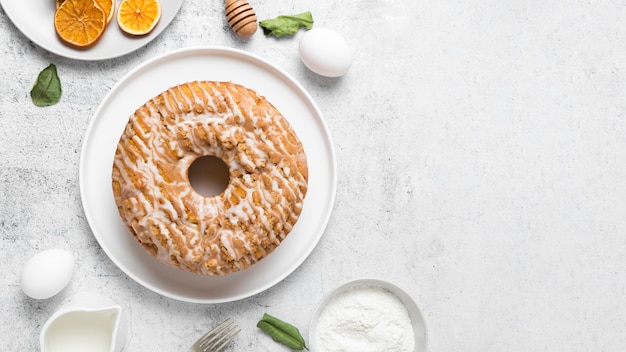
[21, 249, 75, 299]
[299, 28, 353, 77]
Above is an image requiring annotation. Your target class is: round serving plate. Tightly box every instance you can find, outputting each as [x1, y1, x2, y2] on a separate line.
[0, 0, 183, 60]
[79, 47, 337, 303]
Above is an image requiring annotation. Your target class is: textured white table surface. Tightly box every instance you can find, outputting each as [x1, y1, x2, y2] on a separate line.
[2, 1, 626, 351]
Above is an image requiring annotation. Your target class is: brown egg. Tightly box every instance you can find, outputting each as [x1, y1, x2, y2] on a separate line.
[225, 0, 258, 38]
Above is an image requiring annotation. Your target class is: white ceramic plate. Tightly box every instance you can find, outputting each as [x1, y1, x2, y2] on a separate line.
[79, 47, 337, 303]
[309, 279, 428, 352]
[0, 0, 183, 61]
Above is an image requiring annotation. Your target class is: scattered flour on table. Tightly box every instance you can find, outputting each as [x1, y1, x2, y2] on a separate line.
[315, 285, 415, 352]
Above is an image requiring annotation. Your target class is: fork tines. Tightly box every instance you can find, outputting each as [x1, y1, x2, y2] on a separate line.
[197, 319, 240, 352]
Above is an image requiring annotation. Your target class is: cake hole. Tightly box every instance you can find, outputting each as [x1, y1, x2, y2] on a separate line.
[188, 155, 230, 197]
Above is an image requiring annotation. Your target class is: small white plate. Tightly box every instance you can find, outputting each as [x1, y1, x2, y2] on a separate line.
[309, 279, 428, 352]
[79, 47, 337, 303]
[0, 0, 183, 61]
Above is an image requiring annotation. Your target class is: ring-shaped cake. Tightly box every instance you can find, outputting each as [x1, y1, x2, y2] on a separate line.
[112, 81, 308, 275]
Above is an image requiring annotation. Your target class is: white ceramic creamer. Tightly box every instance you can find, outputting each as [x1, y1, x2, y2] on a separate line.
[40, 291, 127, 352]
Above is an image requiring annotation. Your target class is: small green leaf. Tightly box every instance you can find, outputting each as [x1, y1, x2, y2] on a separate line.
[257, 313, 308, 350]
[30, 63, 62, 107]
[259, 11, 314, 38]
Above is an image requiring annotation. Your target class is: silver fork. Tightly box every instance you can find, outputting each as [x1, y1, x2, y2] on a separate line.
[188, 318, 240, 352]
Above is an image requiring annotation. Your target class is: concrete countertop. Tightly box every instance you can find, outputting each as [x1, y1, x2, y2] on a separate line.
[1, 0, 625, 351]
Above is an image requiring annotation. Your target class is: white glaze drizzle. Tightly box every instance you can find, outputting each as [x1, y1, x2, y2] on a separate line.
[112, 81, 308, 275]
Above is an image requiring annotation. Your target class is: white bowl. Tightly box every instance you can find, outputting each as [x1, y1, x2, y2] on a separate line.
[309, 278, 428, 352]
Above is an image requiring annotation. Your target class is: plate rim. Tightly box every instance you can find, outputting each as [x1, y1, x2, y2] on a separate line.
[78, 46, 337, 303]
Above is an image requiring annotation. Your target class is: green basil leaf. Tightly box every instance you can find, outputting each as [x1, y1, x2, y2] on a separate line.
[259, 11, 314, 38]
[30, 63, 62, 107]
[257, 313, 308, 350]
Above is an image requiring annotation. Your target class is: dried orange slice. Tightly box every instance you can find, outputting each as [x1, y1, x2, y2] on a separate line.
[95, 0, 115, 24]
[54, 0, 107, 47]
[117, 0, 162, 36]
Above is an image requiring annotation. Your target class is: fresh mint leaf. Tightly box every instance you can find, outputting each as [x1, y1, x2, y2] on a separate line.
[257, 313, 308, 350]
[260, 11, 313, 38]
[31, 63, 62, 107]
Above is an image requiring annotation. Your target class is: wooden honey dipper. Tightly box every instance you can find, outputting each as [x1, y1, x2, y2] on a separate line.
[225, 0, 258, 38]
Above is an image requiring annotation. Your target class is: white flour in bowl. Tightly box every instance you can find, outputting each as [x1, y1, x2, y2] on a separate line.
[314, 285, 415, 352]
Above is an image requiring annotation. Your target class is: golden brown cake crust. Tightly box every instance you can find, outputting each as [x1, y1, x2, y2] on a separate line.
[112, 81, 308, 275]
